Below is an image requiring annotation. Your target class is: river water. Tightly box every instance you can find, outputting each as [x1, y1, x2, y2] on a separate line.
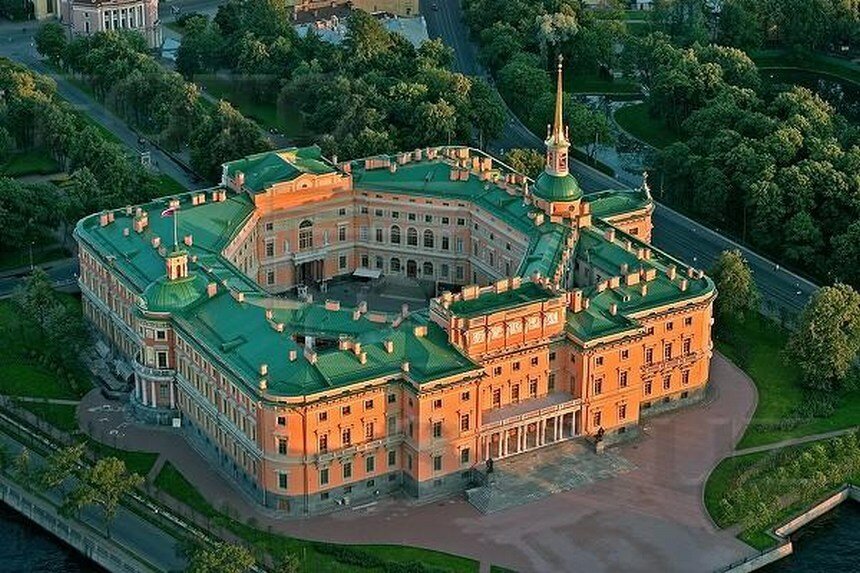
[762, 501, 860, 572]
[0, 502, 104, 573]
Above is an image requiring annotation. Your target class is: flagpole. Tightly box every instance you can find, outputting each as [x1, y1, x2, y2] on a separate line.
[174, 209, 178, 250]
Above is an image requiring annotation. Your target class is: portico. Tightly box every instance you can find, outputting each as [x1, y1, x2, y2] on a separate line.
[480, 393, 582, 461]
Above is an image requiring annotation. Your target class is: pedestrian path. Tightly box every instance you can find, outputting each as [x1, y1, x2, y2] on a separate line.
[3, 395, 80, 406]
[729, 426, 859, 457]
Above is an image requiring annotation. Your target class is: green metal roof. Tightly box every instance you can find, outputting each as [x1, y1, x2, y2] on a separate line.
[141, 273, 206, 313]
[223, 146, 334, 193]
[449, 282, 557, 317]
[587, 188, 652, 220]
[532, 170, 583, 202]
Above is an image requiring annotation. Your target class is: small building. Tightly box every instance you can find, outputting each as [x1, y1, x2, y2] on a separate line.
[60, 0, 162, 49]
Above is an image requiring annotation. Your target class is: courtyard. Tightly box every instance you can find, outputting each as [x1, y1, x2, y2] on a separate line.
[78, 353, 757, 572]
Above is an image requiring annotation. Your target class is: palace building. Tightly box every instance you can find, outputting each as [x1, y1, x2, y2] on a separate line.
[74, 62, 715, 515]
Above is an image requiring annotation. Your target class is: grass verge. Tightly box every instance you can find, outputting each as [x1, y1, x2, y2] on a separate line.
[154, 462, 480, 572]
[717, 314, 860, 448]
[0, 244, 69, 273]
[566, 73, 641, 95]
[15, 401, 79, 433]
[752, 50, 860, 86]
[155, 173, 190, 196]
[88, 441, 159, 477]
[614, 102, 682, 149]
[704, 435, 860, 550]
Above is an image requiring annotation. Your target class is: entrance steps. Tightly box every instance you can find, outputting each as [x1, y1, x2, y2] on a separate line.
[465, 440, 636, 514]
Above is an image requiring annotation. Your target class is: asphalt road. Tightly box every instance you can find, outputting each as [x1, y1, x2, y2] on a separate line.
[420, 0, 817, 318]
[0, 258, 80, 299]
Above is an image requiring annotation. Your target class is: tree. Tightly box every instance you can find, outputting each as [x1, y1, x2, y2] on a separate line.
[14, 448, 31, 485]
[786, 283, 860, 392]
[35, 22, 68, 68]
[191, 101, 270, 179]
[39, 443, 85, 492]
[535, 12, 579, 65]
[830, 220, 860, 288]
[275, 553, 300, 573]
[188, 542, 255, 573]
[497, 53, 551, 116]
[504, 148, 544, 179]
[64, 457, 144, 535]
[710, 249, 759, 323]
[468, 78, 507, 146]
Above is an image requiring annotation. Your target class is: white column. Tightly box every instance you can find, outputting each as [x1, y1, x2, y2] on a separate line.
[519, 425, 525, 451]
[169, 382, 176, 409]
[140, 377, 147, 404]
[150, 382, 157, 407]
[503, 430, 509, 457]
[497, 433, 503, 458]
[556, 416, 562, 440]
[538, 419, 545, 446]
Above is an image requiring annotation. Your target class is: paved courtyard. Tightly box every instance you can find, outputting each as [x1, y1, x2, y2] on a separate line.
[78, 353, 757, 573]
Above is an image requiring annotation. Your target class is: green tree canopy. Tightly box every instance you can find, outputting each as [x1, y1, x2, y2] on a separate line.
[710, 249, 760, 323]
[188, 542, 255, 573]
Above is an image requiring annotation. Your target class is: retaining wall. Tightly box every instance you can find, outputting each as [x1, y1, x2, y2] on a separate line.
[0, 475, 160, 573]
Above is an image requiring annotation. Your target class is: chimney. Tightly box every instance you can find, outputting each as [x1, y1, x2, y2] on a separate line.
[289, 350, 297, 362]
[679, 279, 688, 292]
[184, 234, 193, 246]
[667, 264, 677, 280]
[413, 325, 427, 338]
[569, 290, 583, 313]
[237, 292, 245, 303]
[604, 228, 615, 242]
[640, 283, 648, 297]
[99, 212, 109, 226]
[384, 340, 394, 353]
[259, 379, 267, 391]
[259, 364, 268, 376]
[353, 341, 362, 355]
[123, 228, 130, 237]
[358, 352, 367, 365]
[401, 362, 410, 373]
[609, 303, 618, 316]
[151, 236, 161, 248]
[207, 282, 217, 297]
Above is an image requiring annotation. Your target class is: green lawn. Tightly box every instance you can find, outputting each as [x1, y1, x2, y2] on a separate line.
[704, 436, 860, 550]
[0, 244, 69, 272]
[155, 173, 190, 196]
[566, 74, 641, 95]
[196, 75, 307, 139]
[717, 314, 860, 448]
[16, 401, 79, 433]
[154, 462, 480, 572]
[88, 441, 159, 477]
[0, 299, 89, 400]
[0, 149, 62, 177]
[752, 50, 860, 86]
[614, 103, 682, 149]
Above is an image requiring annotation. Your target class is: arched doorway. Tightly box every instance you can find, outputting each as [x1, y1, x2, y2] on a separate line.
[406, 260, 417, 278]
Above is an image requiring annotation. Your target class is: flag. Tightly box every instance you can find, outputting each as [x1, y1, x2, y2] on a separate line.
[161, 206, 178, 217]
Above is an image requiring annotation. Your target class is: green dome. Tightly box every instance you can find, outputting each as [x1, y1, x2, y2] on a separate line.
[533, 171, 583, 202]
[141, 274, 205, 313]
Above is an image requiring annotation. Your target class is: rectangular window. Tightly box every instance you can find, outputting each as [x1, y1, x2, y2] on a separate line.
[339, 207, 347, 216]
[529, 380, 538, 397]
[441, 263, 449, 277]
[644, 381, 652, 395]
[460, 414, 470, 432]
[320, 468, 329, 486]
[388, 450, 396, 466]
[339, 255, 347, 270]
[359, 226, 369, 241]
[455, 265, 464, 280]
[512, 361, 521, 372]
[683, 338, 692, 354]
[365, 455, 375, 474]
[375, 208, 384, 217]
[663, 375, 671, 390]
[277, 415, 286, 426]
[441, 216, 449, 225]
[360, 206, 369, 214]
[460, 448, 470, 465]
[682, 370, 690, 386]
[278, 472, 288, 489]
[433, 398, 442, 409]
[265, 222, 274, 232]
[342, 428, 351, 447]
[619, 371, 628, 388]
[432, 421, 442, 438]
[364, 399, 374, 410]
[319, 434, 328, 453]
[278, 438, 288, 455]
[342, 405, 350, 416]
[375, 228, 383, 242]
[457, 217, 466, 226]
[684, 316, 693, 326]
[492, 388, 501, 407]
[664, 343, 672, 361]
[343, 462, 352, 479]
[645, 347, 654, 365]
[424, 214, 433, 223]
[666, 321, 674, 331]
[266, 269, 275, 285]
[618, 404, 627, 420]
[387, 393, 396, 403]
[361, 254, 369, 268]
[530, 356, 539, 367]
[461, 391, 470, 401]
[593, 411, 602, 427]
[319, 411, 328, 422]
[338, 226, 347, 242]
[407, 213, 416, 221]
[387, 415, 396, 435]
[391, 210, 400, 219]
[511, 384, 520, 403]
[441, 236, 450, 251]
[621, 349, 629, 360]
[433, 455, 442, 472]
[595, 356, 604, 367]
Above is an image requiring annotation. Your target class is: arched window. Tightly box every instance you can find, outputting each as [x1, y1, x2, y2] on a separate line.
[407, 227, 418, 247]
[298, 220, 313, 250]
[390, 258, 401, 273]
[422, 262, 434, 277]
[391, 225, 401, 245]
[423, 229, 435, 249]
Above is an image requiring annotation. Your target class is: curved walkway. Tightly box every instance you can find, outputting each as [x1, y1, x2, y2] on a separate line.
[78, 353, 758, 572]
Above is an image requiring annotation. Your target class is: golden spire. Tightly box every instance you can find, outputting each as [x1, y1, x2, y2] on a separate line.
[553, 54, 565, 144]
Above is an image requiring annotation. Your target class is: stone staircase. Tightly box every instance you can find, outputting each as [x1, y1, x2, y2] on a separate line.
[465, 439, 636, 514]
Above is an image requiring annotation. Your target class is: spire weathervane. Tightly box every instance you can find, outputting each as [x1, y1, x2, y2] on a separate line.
[553, 53, 565, 144]
[544, 53, 570, 177]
